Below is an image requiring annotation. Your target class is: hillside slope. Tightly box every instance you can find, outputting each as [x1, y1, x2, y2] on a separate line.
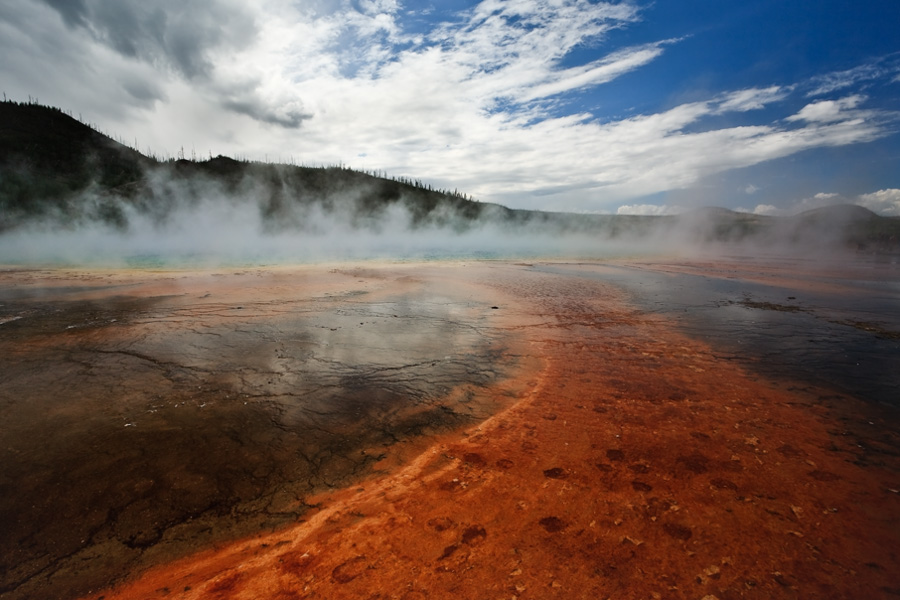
[0, 101, 508, 234]
[2, 100, 898, 254]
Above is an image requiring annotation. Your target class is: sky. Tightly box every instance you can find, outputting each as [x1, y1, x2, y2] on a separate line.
[1, 0, 899, 216]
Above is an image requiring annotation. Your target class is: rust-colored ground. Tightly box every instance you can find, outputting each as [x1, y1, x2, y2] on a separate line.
[3, 259, 899, 599]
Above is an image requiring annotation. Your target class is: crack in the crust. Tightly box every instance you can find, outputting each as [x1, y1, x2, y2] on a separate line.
[180, 326, 224, 337]
[6, 481, 317, 597]
[363, 360, 455, 375]
[146, 298, 336, 321]
[1, 281, 526, 600]
[4, 418, 353, 596]
[90, 349, 212, 375]
[0, 506, 120, 596]
[306, 355, 348, 369]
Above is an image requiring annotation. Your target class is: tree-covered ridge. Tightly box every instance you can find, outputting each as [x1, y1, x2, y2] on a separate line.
[1, 99, 898, 253]
[0, 100, 505, 232]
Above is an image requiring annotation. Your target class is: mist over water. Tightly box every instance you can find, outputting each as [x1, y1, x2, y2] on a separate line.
[4, 101, 899, 267]
[3, 193, 885, 267]
[0, 209, 645, 266]
[0, 180, 661, 266]
[2, 142, 896, 266]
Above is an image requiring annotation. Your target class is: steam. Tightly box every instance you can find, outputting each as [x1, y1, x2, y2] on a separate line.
[0, 159, 891, 266]
[0, 170, 648, 265]
[0, 206, 657, 266]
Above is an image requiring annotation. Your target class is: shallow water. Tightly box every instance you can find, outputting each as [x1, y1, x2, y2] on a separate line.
[0, 266, 522, 599]
[68, 257, 900, 600]
[536, 256, 900, 407]
[3, 257, 898, 600]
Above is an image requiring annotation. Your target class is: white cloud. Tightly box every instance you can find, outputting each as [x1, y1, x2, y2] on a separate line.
[793, 192, 846, 212]
[807, 56, 900, 96]
[786, 95, 867, 123]
[616, 204, 683, 215]
[747, 204, 785, 216]
[714, 86, 790, 113]
[1, 1, 899, 214]
[741, 190, 900, 218]
[519, 41, 670, 102]
[812, 192, 839, 200]
[737, 193, 846, 217]
[744, 184, 759, 195]
[856, 189, 900, 216]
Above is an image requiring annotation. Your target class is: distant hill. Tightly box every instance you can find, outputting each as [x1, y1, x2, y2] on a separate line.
[1, 100, 898, 255]
[0, 100, 509, 233]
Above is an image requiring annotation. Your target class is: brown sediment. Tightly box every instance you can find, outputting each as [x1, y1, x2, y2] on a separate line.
[1, 260, 898, 599]
[0, 263, 532, 599]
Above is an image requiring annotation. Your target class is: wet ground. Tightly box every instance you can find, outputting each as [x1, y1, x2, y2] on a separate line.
[536, 256, 900, 406]
[0, 264, 530, 599]
[2, 257, 899, 600]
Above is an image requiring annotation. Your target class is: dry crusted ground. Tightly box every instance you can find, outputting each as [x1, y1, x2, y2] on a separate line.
[69, 261, 900, 600]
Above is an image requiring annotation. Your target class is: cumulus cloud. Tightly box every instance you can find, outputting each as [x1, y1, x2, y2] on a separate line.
[30, 0, 312, 129]
[219, 95, 311, 129]
[616, 204, 683, 216]
[495, 94, 890, 210]
[800, 192, 844, 210]
[741, 190, 900, 218]
[1, 1, 899, 213]
[786, 95, 867, 123]
[749, 193, 847, 216]
[38, 0, 258, 79]
[744, 204, 785, 216]
[857, 189, 900, 216]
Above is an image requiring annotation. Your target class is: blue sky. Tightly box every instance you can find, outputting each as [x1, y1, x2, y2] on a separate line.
[2, 0, 899, 215]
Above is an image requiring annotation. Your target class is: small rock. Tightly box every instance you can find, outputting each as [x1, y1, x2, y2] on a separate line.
[703, 565, 721, 579]
[772, 571, 791, 586]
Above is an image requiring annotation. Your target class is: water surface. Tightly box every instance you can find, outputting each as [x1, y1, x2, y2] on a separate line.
[536, 256, 900, 407]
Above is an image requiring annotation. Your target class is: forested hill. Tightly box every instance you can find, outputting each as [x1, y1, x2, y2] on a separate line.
[1, 100, 898, 254]
[0, 100, 512, 233]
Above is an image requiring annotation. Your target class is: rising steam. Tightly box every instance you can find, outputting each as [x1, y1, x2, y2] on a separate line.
[1, 148, 896, 266]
